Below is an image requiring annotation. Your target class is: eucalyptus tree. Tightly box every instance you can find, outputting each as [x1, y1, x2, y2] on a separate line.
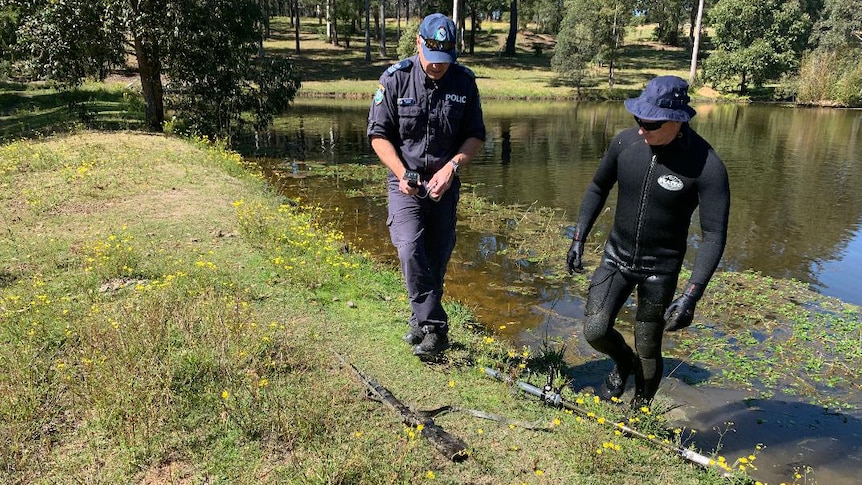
[518, 0, 562, 33]
[0, 7, 14, 68]
[552, 0, 633, 89]
[8, 0, 125, 85]
[812, 0, 862, 50]
[3, 0, 300, 137]
[535, 0, 563, 34]
[551, 4, 599, 93]
[795, 0, 862, 105]
[504, 0, 517, 55]
[638, 0, 686, 45]
[702, 0, 812, 93]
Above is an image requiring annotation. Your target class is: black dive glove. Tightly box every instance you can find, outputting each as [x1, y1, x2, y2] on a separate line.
[664, 283, 704, 332]
[566, 238, 584, 274]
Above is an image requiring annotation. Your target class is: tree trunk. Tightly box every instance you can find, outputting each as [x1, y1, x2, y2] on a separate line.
[469, 6, 477, 54]
[326, 0, 332, 42]
[133, 35, 164, 131]
[262, 1, 271, 38]
[295, 0, 301, 53]
[332, 0, 339, 46]
[689, 0, 705, 84]
[365, 0, 372, 61]
[379, 0, 387, 57]
[504, 0, 517, 56]
[607, 7, 622, 89]
[453, 0, 461, 50]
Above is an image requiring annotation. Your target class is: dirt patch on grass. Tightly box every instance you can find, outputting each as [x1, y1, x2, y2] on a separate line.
[140, 460, 198, 485]
[3, 132, 246, 245]
[697, 86, 721, 98]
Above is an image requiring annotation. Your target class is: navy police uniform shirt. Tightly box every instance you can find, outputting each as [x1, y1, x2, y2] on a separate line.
[367, 55, 486, 175]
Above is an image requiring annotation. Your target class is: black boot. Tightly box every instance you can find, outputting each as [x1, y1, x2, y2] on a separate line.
[413, 327, 449, 358]
[598, 354, 635, 401]
[403, 323, 424, 345]
[629, 395, 653, 411]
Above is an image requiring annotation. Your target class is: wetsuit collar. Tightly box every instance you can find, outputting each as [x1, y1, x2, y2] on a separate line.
[651, 123, 690, 150]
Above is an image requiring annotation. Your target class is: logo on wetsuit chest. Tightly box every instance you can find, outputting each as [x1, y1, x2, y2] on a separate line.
[657, 174, 684, 191]
[445, 94, 467, 103]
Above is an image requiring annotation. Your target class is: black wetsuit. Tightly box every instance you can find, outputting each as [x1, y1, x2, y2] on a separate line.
[577, 124, 730, 400]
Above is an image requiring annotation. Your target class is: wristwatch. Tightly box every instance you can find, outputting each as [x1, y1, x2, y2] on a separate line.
[450, 159, 460, 174]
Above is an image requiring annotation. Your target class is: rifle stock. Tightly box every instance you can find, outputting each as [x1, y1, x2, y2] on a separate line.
[335, 352, 468, 462]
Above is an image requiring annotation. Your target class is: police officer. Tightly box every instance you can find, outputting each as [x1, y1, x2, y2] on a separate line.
[567, 76, 730, 406]
[367, 13, 486, 358]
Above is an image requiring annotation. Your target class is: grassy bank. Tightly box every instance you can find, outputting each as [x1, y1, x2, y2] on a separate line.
[1, 131, 756, 484]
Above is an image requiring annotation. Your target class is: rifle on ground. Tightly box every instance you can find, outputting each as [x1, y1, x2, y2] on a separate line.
[483, 367, 732, 475]
[334, 351, 468, 462]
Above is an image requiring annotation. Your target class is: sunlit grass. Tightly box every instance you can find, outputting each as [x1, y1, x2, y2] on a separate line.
[0, 132, 795, 484]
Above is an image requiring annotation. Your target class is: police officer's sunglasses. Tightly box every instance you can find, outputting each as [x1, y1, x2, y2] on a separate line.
[421, 36, 456, 51]
[634, 116, 668, 131]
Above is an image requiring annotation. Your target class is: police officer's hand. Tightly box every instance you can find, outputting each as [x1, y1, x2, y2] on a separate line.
[663, 283, 704, 332]
[566, 239, 584, 274]
[399, 174, 420, 196]
[427, 165, 455, 200]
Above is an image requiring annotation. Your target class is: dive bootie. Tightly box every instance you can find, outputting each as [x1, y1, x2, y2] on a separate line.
[598, 355, 635, 401]
[629, 395, 652, 411]
[413, 331, 449, 358]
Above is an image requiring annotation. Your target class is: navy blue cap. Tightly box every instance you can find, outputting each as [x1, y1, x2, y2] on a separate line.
[419, 13, 457, 64]
[624, 76, 697, 122]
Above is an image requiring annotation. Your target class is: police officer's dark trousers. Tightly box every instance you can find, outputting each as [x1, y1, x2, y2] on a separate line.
[387, 176, 461, 335]
[583, 257, 679, 400]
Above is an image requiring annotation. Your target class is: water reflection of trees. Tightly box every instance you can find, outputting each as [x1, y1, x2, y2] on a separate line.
[245, 99, 862, 298]
[478, 102, 862, 290]
[696, 105, 862, 286]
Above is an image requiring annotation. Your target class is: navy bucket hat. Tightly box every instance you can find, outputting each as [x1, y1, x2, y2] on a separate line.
[624, 76, 697, 122]
[419, 13, 457, 64]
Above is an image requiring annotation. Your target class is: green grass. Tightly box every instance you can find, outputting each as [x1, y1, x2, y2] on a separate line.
[1, 132, 756, 484]
[0, 80, 145, 141]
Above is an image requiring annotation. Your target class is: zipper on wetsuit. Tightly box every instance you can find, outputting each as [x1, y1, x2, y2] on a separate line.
[633, 154, 657, 264]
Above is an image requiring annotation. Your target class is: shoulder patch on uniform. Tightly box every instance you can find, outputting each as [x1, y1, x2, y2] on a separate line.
[373, 84, 385, 105]
[455, 64, 475, 79]
[386, 59, 413, 76]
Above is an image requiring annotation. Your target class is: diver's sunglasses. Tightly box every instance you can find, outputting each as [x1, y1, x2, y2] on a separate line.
[421, 36, 456, 51]
[634, 116, 669, 131]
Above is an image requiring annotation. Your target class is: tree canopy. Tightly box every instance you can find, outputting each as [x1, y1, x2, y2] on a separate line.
[702, 0, 812, 92]
[2, 0, 860, 110]
[1, 0, 300, 137]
